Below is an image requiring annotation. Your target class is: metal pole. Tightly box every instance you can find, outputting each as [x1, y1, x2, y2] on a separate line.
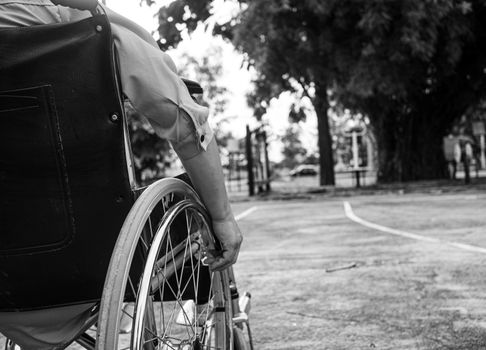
[480, 134, 486, 169]
[228, 153, 233, 192]
[366, 134, 374, 170]
[352, 131, 359, 169]
[263, 131, 271, 192]
[246, 125, 255, 196]
[237, 152, 242, 192]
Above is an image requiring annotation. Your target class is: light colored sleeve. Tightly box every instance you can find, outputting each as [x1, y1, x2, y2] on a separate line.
[107, 12, 213, 160]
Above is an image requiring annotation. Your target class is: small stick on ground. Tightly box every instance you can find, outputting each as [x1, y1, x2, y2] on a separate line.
[325, 262, 358, 273]
[286, 311, 327, 320]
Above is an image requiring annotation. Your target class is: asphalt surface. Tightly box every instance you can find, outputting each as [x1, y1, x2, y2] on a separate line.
[230, 192, 486, 349]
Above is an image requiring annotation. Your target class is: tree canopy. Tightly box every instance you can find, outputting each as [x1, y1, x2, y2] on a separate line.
[154, 0, 486, 182]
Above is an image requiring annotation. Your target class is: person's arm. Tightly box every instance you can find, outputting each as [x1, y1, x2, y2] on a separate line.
[104, 7, 242, 270]
[176, 138, 243, 271]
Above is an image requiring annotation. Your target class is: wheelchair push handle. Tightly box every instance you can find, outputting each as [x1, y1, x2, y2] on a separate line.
[50, 0, 99, 13]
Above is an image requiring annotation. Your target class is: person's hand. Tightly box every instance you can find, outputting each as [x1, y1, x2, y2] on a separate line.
[204, 215, 243, 271]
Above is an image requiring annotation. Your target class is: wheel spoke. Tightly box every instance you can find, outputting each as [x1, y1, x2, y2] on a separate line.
[155, 264, 192, 340]
[150, 241, 200, 294]
[140, 236, 149, 252]
[128, 276, 137, 299]
[167, 229, 181, 294]
[159, 231, 171, 339]
[177, 232, 195, 340]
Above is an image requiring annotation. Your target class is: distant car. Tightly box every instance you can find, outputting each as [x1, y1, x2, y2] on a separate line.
[289, 165, 318, 177]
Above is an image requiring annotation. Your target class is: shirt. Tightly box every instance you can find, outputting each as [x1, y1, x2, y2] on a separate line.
[0, 0, 213, 160]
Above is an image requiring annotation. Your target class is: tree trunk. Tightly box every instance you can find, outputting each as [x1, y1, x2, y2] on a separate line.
[313, 93, 335, 186]
[375, 111, 449, 182]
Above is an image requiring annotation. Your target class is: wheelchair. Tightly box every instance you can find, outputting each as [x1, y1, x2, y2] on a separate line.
[0, 1, 253, 349]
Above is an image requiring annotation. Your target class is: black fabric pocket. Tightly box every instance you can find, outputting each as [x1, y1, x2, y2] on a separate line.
[0, 85, 74, 255]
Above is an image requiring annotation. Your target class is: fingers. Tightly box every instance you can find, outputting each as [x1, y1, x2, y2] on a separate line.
[205, 246, 241, 272]
[205, 218, 243, 271]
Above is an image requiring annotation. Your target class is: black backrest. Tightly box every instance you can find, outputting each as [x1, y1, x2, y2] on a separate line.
[0, 15, 134, 311]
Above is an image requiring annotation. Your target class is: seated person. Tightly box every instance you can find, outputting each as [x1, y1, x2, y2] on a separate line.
[0, 1, 242, 348]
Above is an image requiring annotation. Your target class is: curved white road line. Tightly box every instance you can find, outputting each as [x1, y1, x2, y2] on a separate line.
[344, 201, 486, 255]
[235, 206, 258, 221]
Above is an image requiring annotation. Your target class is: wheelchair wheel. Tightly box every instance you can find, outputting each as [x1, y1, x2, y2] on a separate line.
[96, 178, 233, 350]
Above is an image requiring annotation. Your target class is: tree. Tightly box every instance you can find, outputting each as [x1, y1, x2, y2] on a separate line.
[153, 0, 486, 182]
[280, 125, 307, 169]
[328, 0, 486, 181]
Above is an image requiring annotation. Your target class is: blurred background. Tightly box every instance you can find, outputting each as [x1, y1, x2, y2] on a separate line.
[106, 0, 486, 198]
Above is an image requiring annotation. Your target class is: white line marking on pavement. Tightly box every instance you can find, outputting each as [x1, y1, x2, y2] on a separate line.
[343, 202, 439, 243]
[447, 242, 486, 255]
[343, 201, 486, 255]
[235, 206, 258, 221]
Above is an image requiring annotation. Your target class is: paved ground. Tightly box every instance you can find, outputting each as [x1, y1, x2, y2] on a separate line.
[2, 189, 486, 349]
[230, 191, 486, 349]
